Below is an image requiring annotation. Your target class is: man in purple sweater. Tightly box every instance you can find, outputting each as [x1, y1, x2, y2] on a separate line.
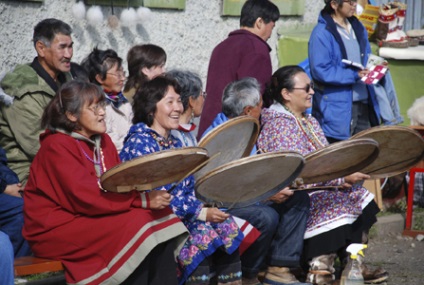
[197, 0, 280, 138]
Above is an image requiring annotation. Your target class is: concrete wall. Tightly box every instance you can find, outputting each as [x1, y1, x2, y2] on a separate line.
[0, 0, 324, 82]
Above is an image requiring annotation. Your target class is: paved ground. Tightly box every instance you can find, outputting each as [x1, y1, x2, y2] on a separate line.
[365, 214, 424, 285]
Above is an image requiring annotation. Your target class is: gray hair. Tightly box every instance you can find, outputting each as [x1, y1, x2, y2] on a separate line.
[222, 77, 261, 118]
[167, 69, 202, 111]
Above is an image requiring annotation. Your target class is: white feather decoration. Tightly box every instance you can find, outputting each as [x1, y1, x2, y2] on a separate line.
[137, 7, 152, 22]
[86, 6, 104, 25]
[72, 1, 86, 20]
[120, 7, 138, 26]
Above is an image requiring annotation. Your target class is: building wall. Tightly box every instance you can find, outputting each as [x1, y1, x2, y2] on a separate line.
[0, 0, 324, 82]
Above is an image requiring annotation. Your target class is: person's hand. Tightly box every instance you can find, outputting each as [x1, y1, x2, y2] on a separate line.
[4, 183, 23, 197]
[358, 69, 370, 78]
[206, 208, 230, 223]
[268, 187, 294, 204]
[148, 191, 172, 210]
[343, 172, 370, 188]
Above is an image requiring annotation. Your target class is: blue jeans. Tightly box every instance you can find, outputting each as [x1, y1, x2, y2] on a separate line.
[228, 191, 310, 278]
[0, 231, 14, 285]
[0, 194, 31, 257]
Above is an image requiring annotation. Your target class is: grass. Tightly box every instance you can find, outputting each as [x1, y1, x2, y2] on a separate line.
[379, 197, 424, 230]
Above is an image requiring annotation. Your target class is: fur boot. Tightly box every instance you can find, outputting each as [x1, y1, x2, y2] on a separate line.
[375, 3, 409, 48]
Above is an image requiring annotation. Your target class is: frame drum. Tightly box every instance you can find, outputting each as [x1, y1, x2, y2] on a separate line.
[300, 138, 379, 184]
[195, 151, 304, 208]
[100, 147, 209, 192]
[194, 116, 259, 181]
[351, 125, 424, 178]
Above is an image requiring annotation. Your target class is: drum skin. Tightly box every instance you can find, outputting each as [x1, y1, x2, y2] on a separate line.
[352, 125, 424, 178]
[194, 116, 259, 181]
[300, 138, 380, 184]
[100, 147, 209, 192]
[195, 151, 304, 208]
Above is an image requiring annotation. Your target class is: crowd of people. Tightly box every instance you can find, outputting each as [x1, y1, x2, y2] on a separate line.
[0, 0, 397, 284]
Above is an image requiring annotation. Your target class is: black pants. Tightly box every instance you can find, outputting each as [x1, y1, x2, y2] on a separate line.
[122, 239, 178, 285]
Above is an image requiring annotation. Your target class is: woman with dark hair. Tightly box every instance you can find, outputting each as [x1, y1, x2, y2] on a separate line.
[23, 80, 188, 285]
[167, 69, 205, 147]
[258, 65, 387, 285]
[308, 0, 380, 143]
[120, 76, 243, 285]
[124, 44, 167, 102]
[81, 48, 132, 152]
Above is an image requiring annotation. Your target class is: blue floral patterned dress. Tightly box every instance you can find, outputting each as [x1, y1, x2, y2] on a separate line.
[120, 122, 243, 284]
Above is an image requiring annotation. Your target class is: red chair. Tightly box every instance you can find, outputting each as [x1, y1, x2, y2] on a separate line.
[403, 126, 424, 237]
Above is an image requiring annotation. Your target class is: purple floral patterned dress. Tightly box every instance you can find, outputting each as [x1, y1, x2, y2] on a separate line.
[120, 122, 243, 284]
[257, 103, 375, 239]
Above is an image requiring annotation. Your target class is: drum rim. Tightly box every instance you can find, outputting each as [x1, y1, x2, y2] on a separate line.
[198, 115, 260, 158]
[351, 125, 424, 178]
[100, 147, 209, 190]
[301, 138, 380, 184]
[195, 151, 305, 208]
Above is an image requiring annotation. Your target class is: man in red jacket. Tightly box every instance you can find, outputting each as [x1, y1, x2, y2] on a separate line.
[197, 0, 280, 138]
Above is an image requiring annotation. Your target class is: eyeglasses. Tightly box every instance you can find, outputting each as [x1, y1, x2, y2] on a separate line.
[292, 82, 314, 93]
[342, 0, 357, 5]
[107, 70, 126, 79]
[87, 101, 107, 115]
[202, 91, 207, 98]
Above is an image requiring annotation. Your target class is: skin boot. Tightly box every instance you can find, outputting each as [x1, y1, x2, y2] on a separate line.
[306, 254, 336, 285]
[357, 255, 389, 284]
[393, 1, 408, 41]
[375, 3, 408, 47]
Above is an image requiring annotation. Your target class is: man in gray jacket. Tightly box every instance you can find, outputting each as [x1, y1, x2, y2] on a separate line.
[0, 18, 74, 184]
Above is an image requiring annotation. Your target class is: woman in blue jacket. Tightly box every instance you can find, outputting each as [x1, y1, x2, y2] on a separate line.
[309, 0, 380, 142]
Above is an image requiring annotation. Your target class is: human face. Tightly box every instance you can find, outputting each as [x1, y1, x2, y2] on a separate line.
[76, 101, 107, 138]
[260, 20, 275, 41]
[247, 96, 263, 120]
[101, 64, 126, 93]
[151, 86, 183, 137]
[142, 63, 166, 80]
[336, 0, 357, 18]
[285, 72, 314, 116]
[38, 33, 73, 79]
[191, 91, 206, 117]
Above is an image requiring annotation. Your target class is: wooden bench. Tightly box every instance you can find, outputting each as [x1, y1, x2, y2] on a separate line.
[14, 256, 65, 284]
[14, 256, 64, 277]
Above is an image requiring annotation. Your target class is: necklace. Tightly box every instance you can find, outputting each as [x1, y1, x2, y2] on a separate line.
[150, 131, 174, 150]
[282, 104, 325, 150]
[77, 140, 107, 190]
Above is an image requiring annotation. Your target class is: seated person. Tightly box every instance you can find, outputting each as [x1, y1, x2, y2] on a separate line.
[23, 80, 188, 285]
[124, 44, 167, 103]
[203, 77, 312, 285]
[120, 75, 243, 285]
[0, 231, 14, 285]
[81, 48, 133, 152]
[0, 146, 31, 257]
[167, 69, 205, 147]
[257, 65, 387, 284]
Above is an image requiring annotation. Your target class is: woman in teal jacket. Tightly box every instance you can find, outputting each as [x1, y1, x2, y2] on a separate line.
[309, 0, 380, 142]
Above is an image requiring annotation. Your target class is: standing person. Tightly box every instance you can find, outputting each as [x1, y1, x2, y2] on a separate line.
[258, 65, 388, 285]
[197, 0, 280, 138]
[0, 18, 74, 184]
[120, 76, 243, 285]
[81, 48, 132, 152]
[308, 0, 380, 143]
[23, 80, 188, 285]
[167, 69, 205, 147]
[123, 44, 167, 103]
[203, 77, 311, 285]
[0, 146, 31, 258]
